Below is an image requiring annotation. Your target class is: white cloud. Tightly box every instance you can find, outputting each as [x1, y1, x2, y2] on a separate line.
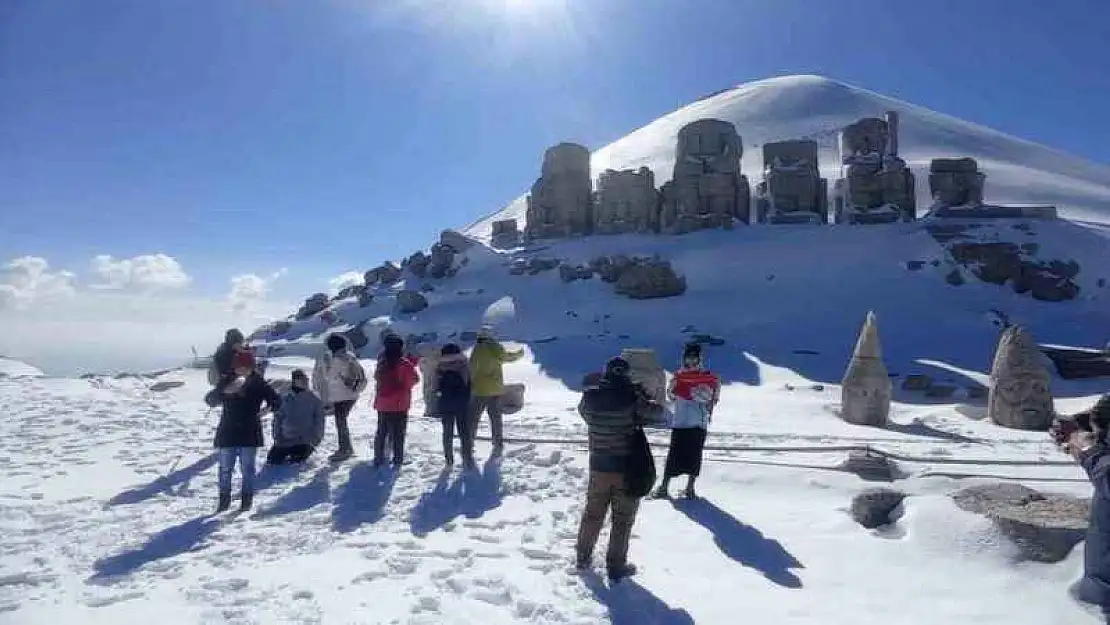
[228, 268, 287, 313]
[90, 254, 191, 291]
[328, 271, 364, 294]
[0, 256, 293, 376]
[0, 256, 77, 310]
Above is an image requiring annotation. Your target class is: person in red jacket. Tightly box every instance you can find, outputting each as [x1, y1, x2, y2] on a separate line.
[372, 334, 420, 467]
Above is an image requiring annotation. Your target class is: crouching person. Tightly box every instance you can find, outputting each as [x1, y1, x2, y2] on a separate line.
[267, 369, 325, 465]
[1058, 395, 1110, 622]
[575, 357, 660, 582]
[215, 351, 280, 513]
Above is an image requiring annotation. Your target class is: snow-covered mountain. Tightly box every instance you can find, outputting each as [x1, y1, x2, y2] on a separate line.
[467, 74, 1110, 238]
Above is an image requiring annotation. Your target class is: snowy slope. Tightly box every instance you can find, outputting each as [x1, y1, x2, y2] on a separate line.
[0, 356, 43, 378]
[0, 363, 1100, 625]
[465, 75, 1110, 238]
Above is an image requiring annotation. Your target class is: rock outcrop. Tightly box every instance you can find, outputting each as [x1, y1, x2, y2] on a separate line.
[614, 259, 686, 299]
[490, 219, 521, 249]
[365, 262, 403, 287]
[839, 450, 897, 481]
[594, 167, 660, 234]
[840, 311, 891, 427]
[526, 142, 594, 240]
[756, 139, 828, 224]
[929, 157, 985, 208]
[952, 483, 1087, 563]
[660, 119, 750, 233]
[439, 229, 473, 253]
[833, 112, 916, 224]
[987, 326, 1055, 430]
[395, 290, 429, 315]
[404, 252, 431, 278]
[343, 321, 370, 351]
[428, 243, 456, 279]
[851, 488, 906, 529]
[296, 293, 330, 320]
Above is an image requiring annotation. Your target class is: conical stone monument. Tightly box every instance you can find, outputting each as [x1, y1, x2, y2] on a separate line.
[987, 326, 1055, 430]
[840, 311, 892, 427]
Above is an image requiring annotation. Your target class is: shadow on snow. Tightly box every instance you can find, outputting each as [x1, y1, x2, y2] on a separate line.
[89, 515, 221, 583]
[672, 498, 803, 589]
[331, 463, 399, 533]
[105, 453, 218, 507]
[580, 572, 695, 625]
[409, 457, 504, 537]
[254, 464, 334, 519]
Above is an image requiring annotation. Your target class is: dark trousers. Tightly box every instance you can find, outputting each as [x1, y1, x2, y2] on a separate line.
[266, 444, 314, 465]
[576, 471, 640, 569]
[374, 411, 408, 465]
[332, 400, 356, 452]
[441, 410, 474, 464]
[469, 395, 504, 451]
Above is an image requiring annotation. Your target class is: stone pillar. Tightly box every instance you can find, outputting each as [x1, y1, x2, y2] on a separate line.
[840, 311, 891, 427]
[987, 326, 1055, 430]
[884, 111, 899, 157]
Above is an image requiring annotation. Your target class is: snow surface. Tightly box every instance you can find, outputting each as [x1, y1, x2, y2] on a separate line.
[0, 356, 43, 378]
[465, 75, 1110, 239]
[0, 360, 1103, 624]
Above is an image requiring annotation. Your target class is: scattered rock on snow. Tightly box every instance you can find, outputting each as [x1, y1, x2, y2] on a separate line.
[839, 450, 897, 482]
[851, 488, 907, 529]
[901, 374, 933, 391]
[952, 483, 1088, 563]
[945, 269, 966, 286]
[395, 290, 429, 314]
[614, 261, 686, 299]
[905, 261, 926, 271]
[148, 380, 185, 393]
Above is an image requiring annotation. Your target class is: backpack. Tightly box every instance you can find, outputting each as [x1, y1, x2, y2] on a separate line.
[437, 369, 468, 399]
[623, 425, 656, 498]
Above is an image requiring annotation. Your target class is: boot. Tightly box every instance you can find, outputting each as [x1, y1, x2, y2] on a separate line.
[329, 448, 353, 463]
[215, 490, 232, 513]
[240, 491, 254, 512]
[575, 553, 592, 571]
[651, 479, 671, 500]
[607, 562, 638, 583]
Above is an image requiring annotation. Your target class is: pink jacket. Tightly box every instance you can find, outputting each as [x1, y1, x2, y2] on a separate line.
[373, 356, 420, 413]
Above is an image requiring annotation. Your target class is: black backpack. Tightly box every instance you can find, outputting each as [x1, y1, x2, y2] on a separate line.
[438, 369, 468, 398]
[623, 425, 656, 499]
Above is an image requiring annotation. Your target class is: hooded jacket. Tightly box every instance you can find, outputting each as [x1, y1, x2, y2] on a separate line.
[215, 373, 281, 448]
[668, 368, 721, 430]
[578, 373, 660, 473]
[272, 387, 326, 447]
[373, 355, 420, 413]
[312, 349, 368, 405]
[469, 339, 524, 397]
[434, 353, 472, 416]
[1077, 444, 1110, 609]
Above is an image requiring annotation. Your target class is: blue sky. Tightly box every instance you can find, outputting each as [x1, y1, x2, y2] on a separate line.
[1, 0, 1107, 305]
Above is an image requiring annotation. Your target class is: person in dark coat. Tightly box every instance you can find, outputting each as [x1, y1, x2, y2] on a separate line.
[433, 343, 474, 469]
[214, 350, 280, 512]
[575, 356, 661, 583]
[1061, 395, 1110, 622]
[209, 328, 246, 389]
[267, 370, 325, 465]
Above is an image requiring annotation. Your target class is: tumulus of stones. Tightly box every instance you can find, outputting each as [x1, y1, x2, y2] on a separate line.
[851, 488, 906, 529]
[952, 483, 1088, 563]
[987, 325, 1055, 431]
[840, 311, 891, 427]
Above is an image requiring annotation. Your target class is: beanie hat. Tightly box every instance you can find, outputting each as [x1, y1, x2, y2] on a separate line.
[225, 328, 245, 344]
[291, 369, 308, 381]
[683, 343, 703, 362]
[326, 334, 348, 353]
[233, 350, 256, 370]
[476, 325, 495, 340]
[441, 343, 462, 356]
[605, 357, 631, 378]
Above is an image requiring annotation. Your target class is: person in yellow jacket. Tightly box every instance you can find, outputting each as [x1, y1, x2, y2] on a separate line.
[467, 326, 524, 456]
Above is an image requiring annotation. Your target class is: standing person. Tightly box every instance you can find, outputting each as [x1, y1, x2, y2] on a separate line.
[653, 343, 720, 500]
[313, 334, 368, 462]
[433, 343, 474, 469]
[267, 370, 326, 465]
[575, 357, 661, 582]
[372, 334, 420, 467]
[1057, 395, 1110, 623]
[214, 351, 280, 512]
[467, 326, 524, 456]
[208, 328, 246, 389]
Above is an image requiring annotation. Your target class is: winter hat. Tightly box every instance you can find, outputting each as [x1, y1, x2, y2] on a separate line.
[476, 325, 496, 340]
[233, 350, 256, 370]
[441, 343, 462, 357]
[291, 369, 308, 381]
[225, 328, 245, 344]
[326, 334, 348, 353]
[605, 357, 631, 378]
[682, 343, 703, 363]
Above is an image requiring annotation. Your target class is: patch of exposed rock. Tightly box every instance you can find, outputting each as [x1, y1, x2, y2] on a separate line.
[851, 488, 906, 529]
[395, 290, 429, 314]
[952, 483, 1088, 563]
[839, 450, 897, 481]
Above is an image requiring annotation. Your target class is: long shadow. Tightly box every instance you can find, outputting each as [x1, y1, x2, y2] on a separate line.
[254, 465, 334, 520]
[672, 499, 803, 589]
[460, 456, 505, 519]
[331, 463, 398, 533]
[106, 454, 218, 507]
[580, 572, 694, 625]
[409, 469, 466, 537]
[89, 516, 220, 583]
[253, 461, 312, 492]
[885, 419, 985, 444]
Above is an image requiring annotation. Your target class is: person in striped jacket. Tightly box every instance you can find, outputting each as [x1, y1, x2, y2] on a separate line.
[653, 343, 720, 500]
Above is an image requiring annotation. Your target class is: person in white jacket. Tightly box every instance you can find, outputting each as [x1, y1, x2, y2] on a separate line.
[653, 343, 720, 500]
[313, 334, 368, 462]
